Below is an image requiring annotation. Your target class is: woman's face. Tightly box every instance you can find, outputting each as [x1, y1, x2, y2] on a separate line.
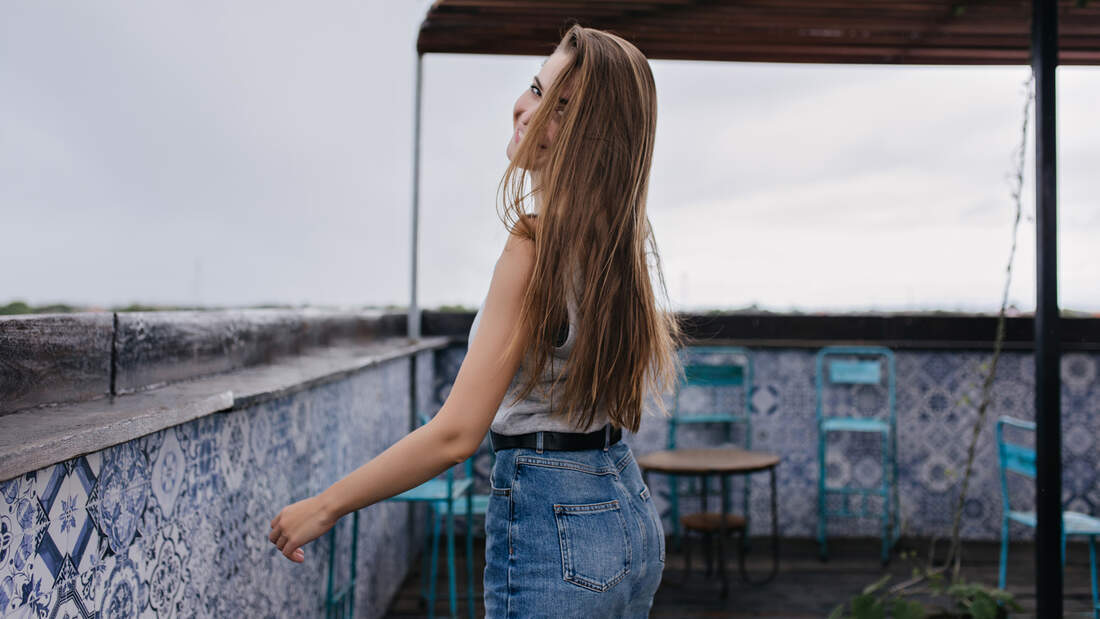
[506, 49, 574, 164]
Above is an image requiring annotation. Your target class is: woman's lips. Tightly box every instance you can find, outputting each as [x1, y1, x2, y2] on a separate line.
[514, 127, 524, 144]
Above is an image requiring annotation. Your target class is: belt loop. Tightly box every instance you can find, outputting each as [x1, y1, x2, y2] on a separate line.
[536, 431, 544, 454]
[603, 424, 610, 451]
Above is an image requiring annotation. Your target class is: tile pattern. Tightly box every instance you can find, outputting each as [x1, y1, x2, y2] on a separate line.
[434, 343, 1100, 542]
[0, 355, 429, 619]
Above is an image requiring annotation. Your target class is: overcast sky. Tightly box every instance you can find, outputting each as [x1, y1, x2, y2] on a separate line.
[2, 1, 1097, 314]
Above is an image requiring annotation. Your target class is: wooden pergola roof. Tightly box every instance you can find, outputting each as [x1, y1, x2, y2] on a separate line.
[418, 0, 1100, 65]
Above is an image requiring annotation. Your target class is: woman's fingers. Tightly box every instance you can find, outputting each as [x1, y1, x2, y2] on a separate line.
[269, 527, 303, 562]
[268, 496, 331, 563]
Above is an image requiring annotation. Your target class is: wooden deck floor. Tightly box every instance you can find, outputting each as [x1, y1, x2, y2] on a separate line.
[384, 534, 1099, 618]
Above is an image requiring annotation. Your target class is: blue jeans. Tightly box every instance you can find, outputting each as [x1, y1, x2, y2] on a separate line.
[484, 438, 665, 618]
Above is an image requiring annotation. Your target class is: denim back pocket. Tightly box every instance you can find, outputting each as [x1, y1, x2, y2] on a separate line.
[640, 485, 666, 563]
[552, 499, 631, 592]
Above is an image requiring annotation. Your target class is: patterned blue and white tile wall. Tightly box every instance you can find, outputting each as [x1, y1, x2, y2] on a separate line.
[435, 344, 1100, 543]
[0, 350, 435, 619]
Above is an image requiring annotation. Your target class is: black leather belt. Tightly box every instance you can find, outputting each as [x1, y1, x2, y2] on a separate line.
[490, 423, 622, 452]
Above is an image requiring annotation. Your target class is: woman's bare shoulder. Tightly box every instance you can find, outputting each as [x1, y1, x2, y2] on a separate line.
[503, 214, 537, 258]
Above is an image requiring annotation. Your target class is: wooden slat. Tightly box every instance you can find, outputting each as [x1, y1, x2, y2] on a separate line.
[418, 0, 1100, 65]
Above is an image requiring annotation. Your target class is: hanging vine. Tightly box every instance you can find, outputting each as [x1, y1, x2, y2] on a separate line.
[829, 69, 1035, 618]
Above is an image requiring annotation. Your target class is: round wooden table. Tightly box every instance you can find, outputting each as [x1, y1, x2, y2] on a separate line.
[636, 447, 781, 596]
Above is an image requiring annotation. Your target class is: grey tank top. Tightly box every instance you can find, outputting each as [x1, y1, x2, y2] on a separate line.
[466, 272, 611, 436]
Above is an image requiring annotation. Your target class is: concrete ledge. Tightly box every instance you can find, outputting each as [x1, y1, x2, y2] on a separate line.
[114, 308, 392, 394]
[0, 308, 408, 417]
[0, 313, 113, 414]
[0, 336, 450, 482]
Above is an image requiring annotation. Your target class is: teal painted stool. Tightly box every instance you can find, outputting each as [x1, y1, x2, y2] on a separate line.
[815, 346, 899, 564]
[667, 346, 754, 559]
[996, 416, 1099, 618]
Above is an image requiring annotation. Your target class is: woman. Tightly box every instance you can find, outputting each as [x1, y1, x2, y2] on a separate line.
[269, 24, 684, 617]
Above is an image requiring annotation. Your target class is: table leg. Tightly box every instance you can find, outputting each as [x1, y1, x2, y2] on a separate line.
[646, 470, 688, 588]
[738, 468, 779, 585]
[719, 474, 729, 598]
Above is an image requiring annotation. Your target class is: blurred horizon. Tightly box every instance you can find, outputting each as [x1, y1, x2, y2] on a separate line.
[4, 299, 1097, 319]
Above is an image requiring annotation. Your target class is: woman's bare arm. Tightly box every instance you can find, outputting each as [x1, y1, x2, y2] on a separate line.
[269, 230, 535, 561]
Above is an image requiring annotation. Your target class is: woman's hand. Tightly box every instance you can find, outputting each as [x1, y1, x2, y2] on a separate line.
[269, 494, 338, 563]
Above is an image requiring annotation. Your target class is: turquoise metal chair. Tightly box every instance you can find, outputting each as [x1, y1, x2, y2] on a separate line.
[815, 346, 899, 564]
[667, 346, 754, 557]
[996, 416, 1099, 618]
[323, 509, 359, 618]
[382, 410, 476, 619]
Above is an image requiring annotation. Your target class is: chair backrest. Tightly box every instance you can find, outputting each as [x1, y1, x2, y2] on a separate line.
[996, 416, 1037, 516]
[814, 345, 896, 426]
[669, 346, 753, 449]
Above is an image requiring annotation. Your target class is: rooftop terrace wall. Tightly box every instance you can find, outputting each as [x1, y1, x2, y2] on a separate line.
[0, 309, 440, 618]
[0, 309, 1096, 617]
[426, 311, 1100, 543]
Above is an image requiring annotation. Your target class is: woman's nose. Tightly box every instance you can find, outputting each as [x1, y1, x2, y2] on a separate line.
[518, 95, 541, 121]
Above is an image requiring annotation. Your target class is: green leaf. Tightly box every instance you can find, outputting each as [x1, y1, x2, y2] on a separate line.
[826, 603, 847, 619]
[969, 595, 998, 619]
[890, 598, 927, 619]
[851, 594, 885, 619]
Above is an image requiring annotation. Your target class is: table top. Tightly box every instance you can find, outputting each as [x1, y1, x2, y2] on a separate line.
[635, 447, 780, 475]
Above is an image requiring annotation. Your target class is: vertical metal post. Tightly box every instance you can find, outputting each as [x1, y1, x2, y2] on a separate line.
[408, 53, 423, 340]
[1031, 0, 1061, 615]
[405, 51, 426, 588]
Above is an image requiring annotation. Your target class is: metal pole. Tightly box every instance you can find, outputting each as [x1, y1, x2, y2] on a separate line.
[408, 53, 423, 340]
[404, 50, 426, 583]
[1031, 0, 1061, 615]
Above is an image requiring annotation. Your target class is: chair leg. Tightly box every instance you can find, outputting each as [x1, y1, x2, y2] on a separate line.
[325, 527, 337, 618]
[891, 433, 901, 543]
[703, 532, 714, 577]
[465, 493, 475, 619]
[429, 508, 441, 619]
[670, 474, 682, 553]
[684, 530, 693, 581]
[1089, 535, 1098, 619]
[817, 431, 828, 561]
[741, 477, 753, 554]
[447, 500, 457, 618]
[998, 518, 1009, 592]
[419, 505, 431, 608]
[880, 431, 890, 566]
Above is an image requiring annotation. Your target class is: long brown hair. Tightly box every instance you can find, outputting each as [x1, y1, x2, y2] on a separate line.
[496, 24, 685, 434]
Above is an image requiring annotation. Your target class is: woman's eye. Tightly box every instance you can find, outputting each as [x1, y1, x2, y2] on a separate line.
[529, 84, 541, 97]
